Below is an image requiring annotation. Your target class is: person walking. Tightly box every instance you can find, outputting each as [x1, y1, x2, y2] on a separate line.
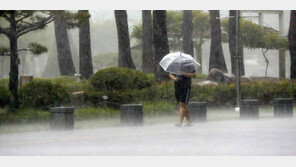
[169, 70, 196, 127]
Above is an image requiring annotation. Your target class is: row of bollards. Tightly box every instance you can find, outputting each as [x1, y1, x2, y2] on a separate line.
[49, 98, 294, 130]
[240, 98, 294, 118]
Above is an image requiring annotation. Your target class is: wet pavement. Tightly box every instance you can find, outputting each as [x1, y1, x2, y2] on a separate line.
[0, 118, 296, 155]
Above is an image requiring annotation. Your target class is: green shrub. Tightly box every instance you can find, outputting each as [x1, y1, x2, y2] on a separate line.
[0, 86, 11, 107]
[90, 67, 153, 91]
[19, 80, 70, 109]
[0, 78, 9, 88]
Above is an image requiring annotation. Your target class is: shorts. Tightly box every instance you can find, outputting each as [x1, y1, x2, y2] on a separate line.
[174, 86, 191, 104]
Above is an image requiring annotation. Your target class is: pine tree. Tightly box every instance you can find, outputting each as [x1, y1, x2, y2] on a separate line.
[0, 10, 54, 111]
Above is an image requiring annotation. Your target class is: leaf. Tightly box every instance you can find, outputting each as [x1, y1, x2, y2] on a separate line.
[28, 42, 48, 55]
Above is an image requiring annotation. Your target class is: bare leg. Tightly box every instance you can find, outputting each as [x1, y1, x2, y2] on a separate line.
[178, 102, 187, 125]
[184, 105, 192, 123]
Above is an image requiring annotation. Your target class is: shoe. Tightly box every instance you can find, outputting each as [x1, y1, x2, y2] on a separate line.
[174, 123, 182, 127]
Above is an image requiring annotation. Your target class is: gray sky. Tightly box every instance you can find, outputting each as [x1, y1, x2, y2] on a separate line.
[90, 10, 291, 35]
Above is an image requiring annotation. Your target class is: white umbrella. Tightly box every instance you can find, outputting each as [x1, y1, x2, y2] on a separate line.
[159, 52, 201, 75]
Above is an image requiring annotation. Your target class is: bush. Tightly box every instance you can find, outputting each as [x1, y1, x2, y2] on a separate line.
[19, 80, 70, 109]
[0, 86, 11, 107]
[90, 67, 153, 91]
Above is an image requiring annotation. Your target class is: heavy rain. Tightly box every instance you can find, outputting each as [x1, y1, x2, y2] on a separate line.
[1, 1, 296, 161]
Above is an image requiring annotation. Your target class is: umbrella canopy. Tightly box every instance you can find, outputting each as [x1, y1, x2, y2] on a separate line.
[159, 52, 201, 75]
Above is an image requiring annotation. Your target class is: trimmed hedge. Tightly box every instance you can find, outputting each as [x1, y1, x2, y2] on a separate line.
[19, 80, 70, 109]
[90, 67, 154, 91]
[1, 77, 296, 109]
[87, 67, 154, 108]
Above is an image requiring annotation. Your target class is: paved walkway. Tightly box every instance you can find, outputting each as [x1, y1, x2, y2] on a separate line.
[0, 118, 296, 155]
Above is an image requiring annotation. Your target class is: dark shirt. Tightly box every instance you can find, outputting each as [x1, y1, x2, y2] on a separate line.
[173, 73, 192, 89]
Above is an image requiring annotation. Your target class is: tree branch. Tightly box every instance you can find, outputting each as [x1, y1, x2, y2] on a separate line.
[15, 11, 34, 23]
[1, 13, 11, 22]
[17, 14, 55, 37]
[0, 53, 10, 57]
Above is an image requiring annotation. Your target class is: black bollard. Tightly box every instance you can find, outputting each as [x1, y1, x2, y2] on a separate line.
[50, 107, 75, 130]
[240, 99, 259, 119]
[274, 98, 293, 118]
[120, 104, 143, 126]
[188, 102, 207, 122]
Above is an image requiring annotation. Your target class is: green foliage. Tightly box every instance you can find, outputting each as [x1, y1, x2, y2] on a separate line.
[76, 10, 91, 26]
[136, 81, 175, 102]
[0, 86, 11, 107]
[263, 33, 289, 50]
[0, 78, 9, 88]
[19, 80, 70, 109]
[131, 24, 142, 42]
[88, 67, 154, 108]
[221, 18, 288, 50]
[28, 42, 48, 55]
[192, 11, 210, 39]
[166, 11, 183, 37]
[131, 10, 210, 42]
[90, 67, 153, 91]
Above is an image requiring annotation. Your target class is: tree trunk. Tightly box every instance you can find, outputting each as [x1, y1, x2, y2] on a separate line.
[289, 10, 296, 79]
[114, 10, 135, 69]
[183, 10, 194, 56]
[0, 58, 4, 78]
[54, 14, 76, 76]
[142, 10, 154, 73]
[209, 10, 227, 73]
[194, 39, 202, 73]
[79, 10, 93, 79]
[228, 10, 245, 76]
[153, 10, 170, 82]
[8, 11, 19, 111]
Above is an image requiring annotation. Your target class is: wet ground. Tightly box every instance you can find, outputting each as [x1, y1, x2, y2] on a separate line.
[0, 117, 296, 156]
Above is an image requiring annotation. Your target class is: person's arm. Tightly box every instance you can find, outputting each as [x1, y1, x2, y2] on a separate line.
[169, 73, 179, 82]
[180, 71, 196, 78]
